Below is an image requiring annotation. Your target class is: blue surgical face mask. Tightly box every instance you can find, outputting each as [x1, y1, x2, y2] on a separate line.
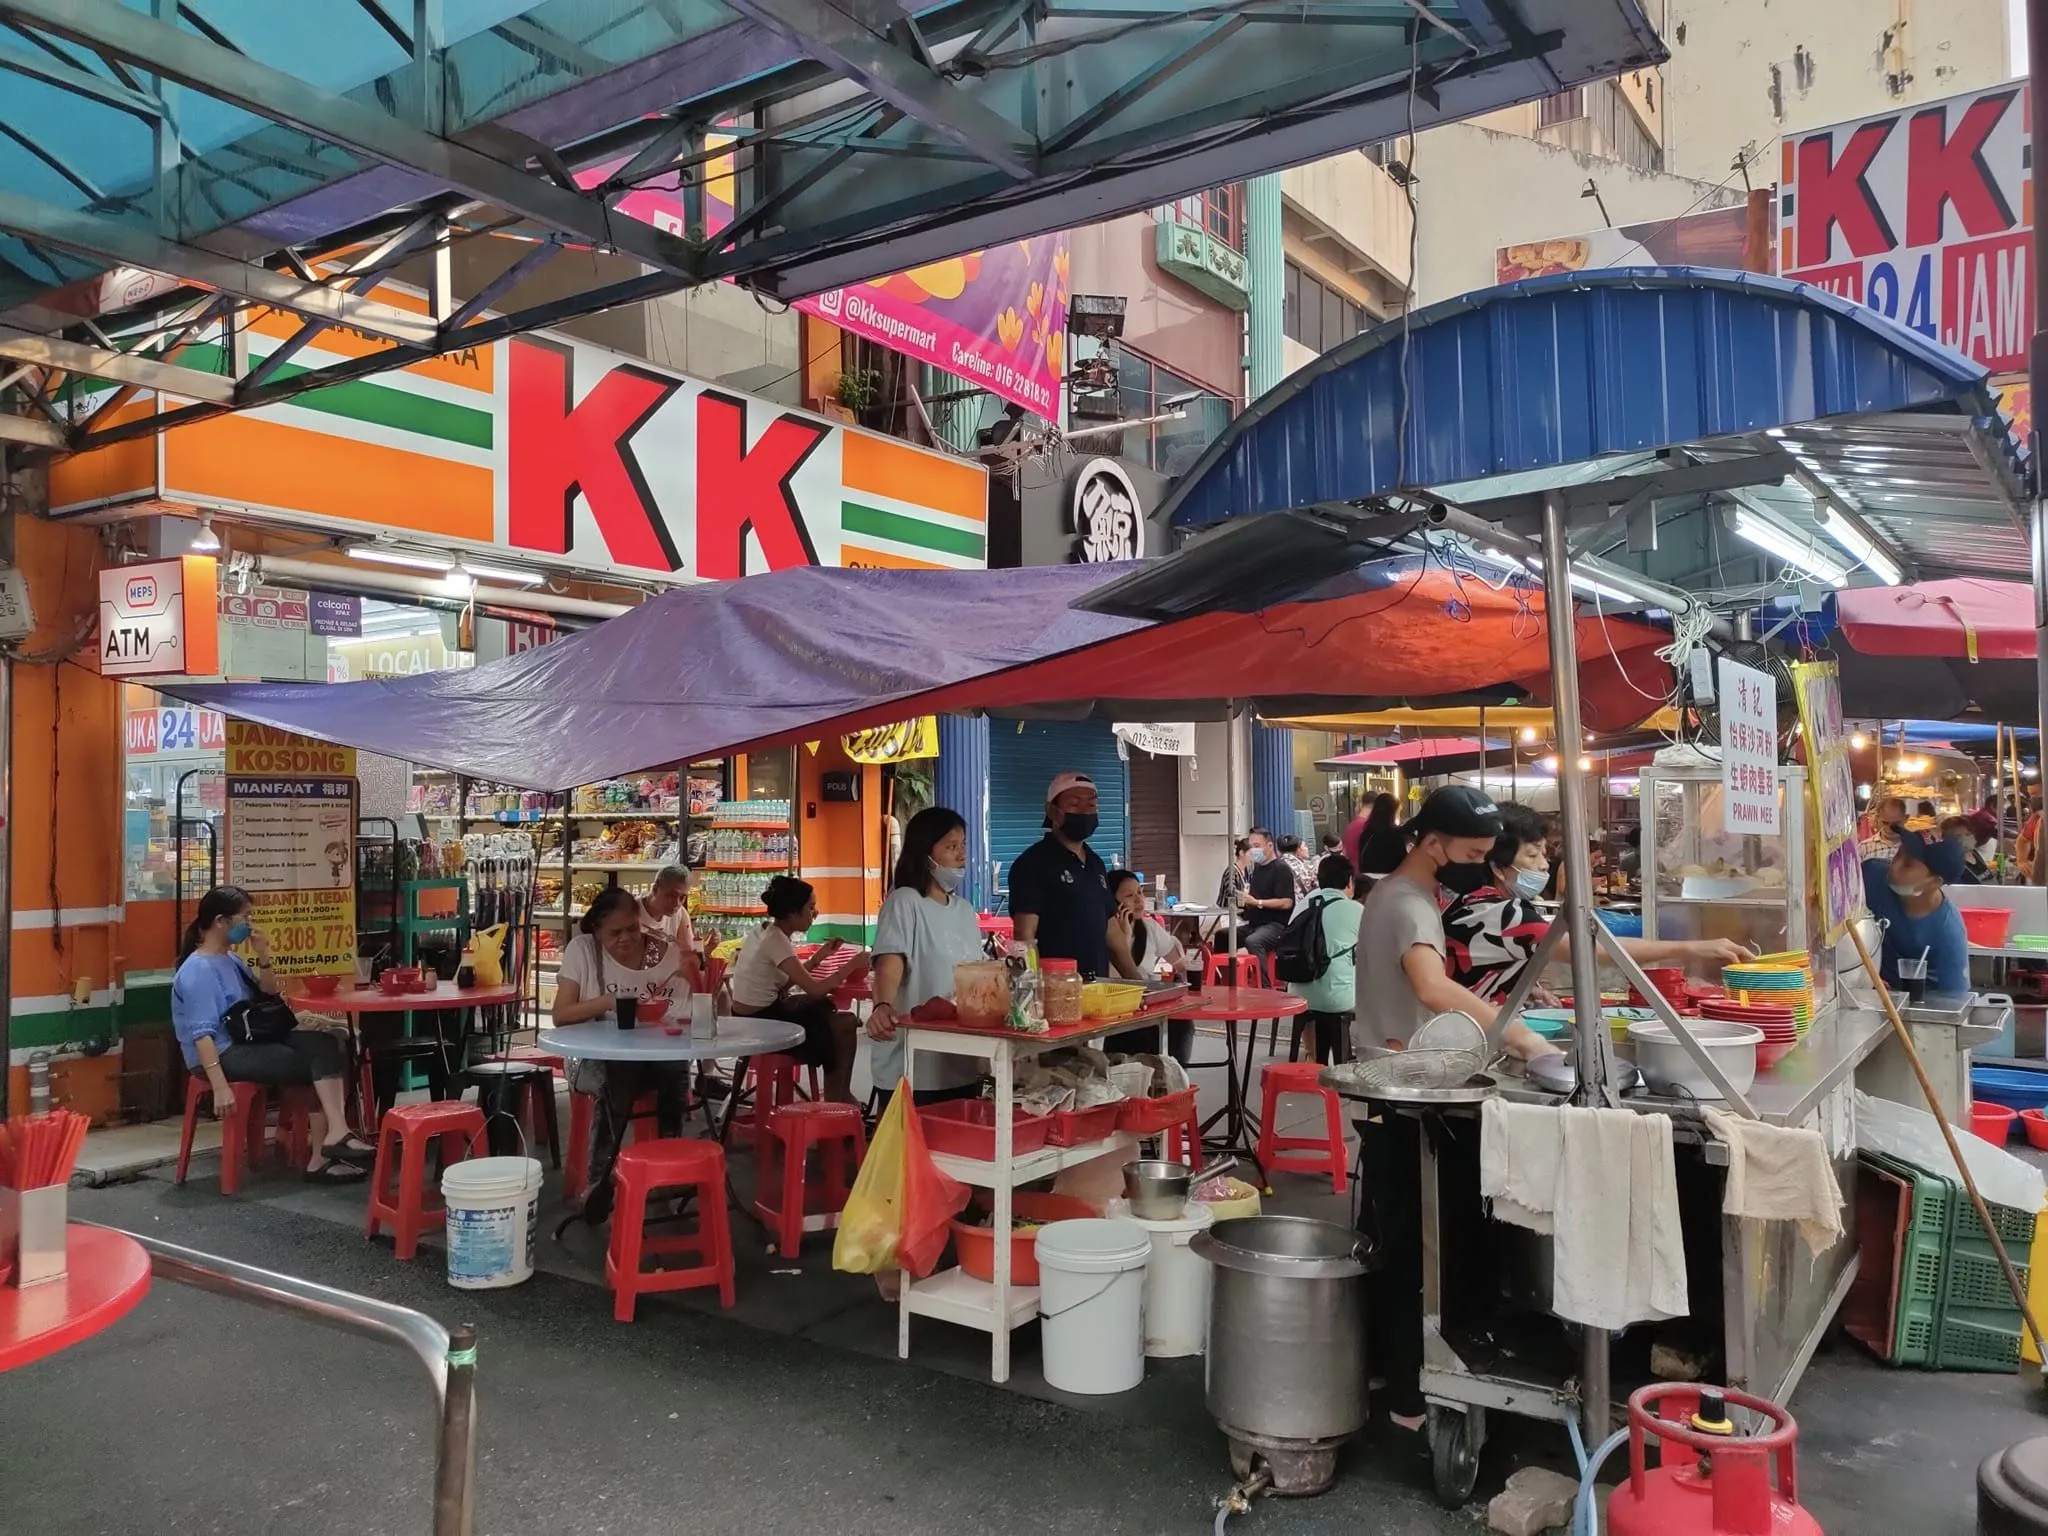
[226, 920, 252, 945]
[1513, 867, 1549, 899]
[1248, 846, 1269, 865]
[930, 861, 966, 894]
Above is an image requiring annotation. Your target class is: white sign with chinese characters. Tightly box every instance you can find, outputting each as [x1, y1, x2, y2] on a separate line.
[1719, 657, 1781, 835]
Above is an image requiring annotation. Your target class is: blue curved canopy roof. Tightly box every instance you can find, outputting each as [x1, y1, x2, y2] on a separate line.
[1162, 267, 2027, 579]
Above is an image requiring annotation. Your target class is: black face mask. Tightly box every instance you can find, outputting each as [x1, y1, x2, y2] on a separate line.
[1058, 812, 1100, 843]
[1437, 861, 1494, 897]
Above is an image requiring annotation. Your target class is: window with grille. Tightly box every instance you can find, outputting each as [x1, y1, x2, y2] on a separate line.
[1538, 87, 1586, 126]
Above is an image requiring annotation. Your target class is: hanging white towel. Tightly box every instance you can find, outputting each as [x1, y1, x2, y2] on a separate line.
[1479, 1097, 1561, 1234]
[1701, 1108, 1845, 1256]
[1480, 1101, 1688, 1330]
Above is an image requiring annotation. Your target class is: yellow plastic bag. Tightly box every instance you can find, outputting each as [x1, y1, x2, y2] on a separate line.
[833, 1080, 910, 1275]
[468, 924, 507, 987]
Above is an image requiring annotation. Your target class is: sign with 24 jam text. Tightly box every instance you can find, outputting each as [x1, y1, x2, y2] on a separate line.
[1719, 657, 1780, 835]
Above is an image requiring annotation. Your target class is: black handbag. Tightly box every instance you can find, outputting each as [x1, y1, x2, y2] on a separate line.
[223, 971, 299, 1046]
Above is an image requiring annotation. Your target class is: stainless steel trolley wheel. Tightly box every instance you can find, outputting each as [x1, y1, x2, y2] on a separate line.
[1427, 1404, 1484, 1509]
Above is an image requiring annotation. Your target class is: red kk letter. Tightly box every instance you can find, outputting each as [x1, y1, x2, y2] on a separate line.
[1905, 91, 2019, 247]
[1794, 119, 1896, 267]
[508, 338, 680, 571]
[694, 391, 828, 579]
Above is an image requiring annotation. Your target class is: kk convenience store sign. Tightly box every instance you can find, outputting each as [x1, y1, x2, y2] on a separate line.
[1779, 80, 2028, 373]
[50, 312, 989, 583]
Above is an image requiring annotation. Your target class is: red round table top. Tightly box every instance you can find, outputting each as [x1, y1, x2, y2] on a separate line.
[1172, 985, 1308, 1022]
[0, 1225, 151, 1373]
[287, 980, 522, 1015]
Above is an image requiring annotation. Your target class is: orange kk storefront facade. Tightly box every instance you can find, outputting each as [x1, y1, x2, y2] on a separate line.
[8, 296, 986, 1118]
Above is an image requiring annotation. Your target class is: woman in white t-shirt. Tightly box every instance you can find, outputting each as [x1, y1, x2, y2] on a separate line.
[728, 876, 865, 1103]
[553, 887, 691, 1202]
[866, 807, 989, 1102]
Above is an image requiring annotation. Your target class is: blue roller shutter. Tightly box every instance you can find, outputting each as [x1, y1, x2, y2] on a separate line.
[989, 720, 1128, 900]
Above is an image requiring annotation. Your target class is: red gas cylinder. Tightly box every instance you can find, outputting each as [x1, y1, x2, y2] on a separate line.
[1607, 1384, 1823, 1536]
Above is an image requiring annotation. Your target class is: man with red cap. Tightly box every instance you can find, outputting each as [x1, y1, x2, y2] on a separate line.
[1009, 771, 1116, 977]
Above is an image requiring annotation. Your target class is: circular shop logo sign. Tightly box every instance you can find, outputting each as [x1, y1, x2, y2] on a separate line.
[1069, 458, 1145, 564]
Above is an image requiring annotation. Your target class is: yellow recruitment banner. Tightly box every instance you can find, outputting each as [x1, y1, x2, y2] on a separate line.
[226, 719, 356, 777]
[224, 721, 358, 977]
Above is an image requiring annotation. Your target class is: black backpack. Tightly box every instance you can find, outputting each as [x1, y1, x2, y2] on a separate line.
[1274, 893, 1348, 985]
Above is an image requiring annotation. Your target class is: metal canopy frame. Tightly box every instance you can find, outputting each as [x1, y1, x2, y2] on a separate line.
[0, 0, 1665, 455]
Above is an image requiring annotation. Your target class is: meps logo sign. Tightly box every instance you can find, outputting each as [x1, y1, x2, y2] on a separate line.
[125, 574, 159, 606]
[1780, 82, 2029, 372]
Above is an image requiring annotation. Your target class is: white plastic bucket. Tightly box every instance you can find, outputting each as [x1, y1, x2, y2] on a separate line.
[442, 1155, 543, 1289]
[1125, 1200, 1216, 1358]
[1034, 1218, 1151, 1394]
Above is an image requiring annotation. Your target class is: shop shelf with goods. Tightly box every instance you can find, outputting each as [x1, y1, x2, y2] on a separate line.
[691, 800, 797, 945]
[1638, 758, 1831, 1010]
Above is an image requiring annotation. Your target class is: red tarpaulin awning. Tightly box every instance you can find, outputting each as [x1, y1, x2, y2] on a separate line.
[1835, 579, 2034, 660]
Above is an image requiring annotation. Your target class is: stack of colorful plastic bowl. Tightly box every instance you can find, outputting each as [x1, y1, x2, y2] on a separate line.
[1700, 996, 1799, 1069]
[1722, 959, 1814, 1037]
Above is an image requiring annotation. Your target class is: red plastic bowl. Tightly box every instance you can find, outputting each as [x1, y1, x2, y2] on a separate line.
[300, 974, 341, 998]
[636, 996, 670, 1022]
[2020, 1109, 2048, 1151]
[950, 1192, 1098, 1285]
[1972, 1102, 2019, 1145]
[1755, 1037, 1798, 1071]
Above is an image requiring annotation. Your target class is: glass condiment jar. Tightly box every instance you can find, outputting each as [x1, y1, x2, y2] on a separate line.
[1040, 957, 1084, 1025]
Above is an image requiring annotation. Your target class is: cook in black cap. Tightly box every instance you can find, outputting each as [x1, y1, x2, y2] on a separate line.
[1355, 786, 1559, 1057]
[1864, 829, 1970, 995]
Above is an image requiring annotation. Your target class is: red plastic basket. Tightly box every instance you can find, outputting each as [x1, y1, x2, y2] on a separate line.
[1118, 1085, 1199, 1135]
[1045, 1100, 1123, 1147]
[920, 1100, 1052, 1161]
[1962, 907, 2015, 949]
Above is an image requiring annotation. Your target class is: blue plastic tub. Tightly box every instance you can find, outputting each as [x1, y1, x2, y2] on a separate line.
[1968, 1065, 2048, 1113]
[1595, 910, 1643, 939]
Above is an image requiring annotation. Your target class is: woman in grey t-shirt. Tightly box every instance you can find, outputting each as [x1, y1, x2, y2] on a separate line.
[866, 807, 989, 1100]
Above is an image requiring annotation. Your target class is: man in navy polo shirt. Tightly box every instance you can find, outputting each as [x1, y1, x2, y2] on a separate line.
[1009, 771, 1115, 977]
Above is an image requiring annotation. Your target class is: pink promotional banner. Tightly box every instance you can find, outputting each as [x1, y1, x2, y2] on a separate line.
[585, 147, 1068, 420]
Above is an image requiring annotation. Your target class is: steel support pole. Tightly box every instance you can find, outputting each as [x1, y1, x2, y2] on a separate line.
[1541, 490, 1610, 1442]
[2031, 0, 2048, 884]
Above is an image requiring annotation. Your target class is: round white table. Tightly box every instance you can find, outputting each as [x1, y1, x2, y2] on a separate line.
[536, 1017, 806, 1063]
[538, 1017, 809, 1236]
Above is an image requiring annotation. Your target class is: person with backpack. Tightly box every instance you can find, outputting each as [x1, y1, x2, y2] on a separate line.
[1275, 853, 1363, 1064]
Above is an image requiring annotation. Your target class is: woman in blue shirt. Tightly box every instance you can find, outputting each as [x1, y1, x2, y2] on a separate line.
[171, 885, 370, 1182]
[1863, 831, 1972, 996]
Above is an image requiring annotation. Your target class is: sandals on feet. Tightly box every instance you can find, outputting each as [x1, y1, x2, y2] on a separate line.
[305, 1158, 368, 1183]
[322, 1134, 376, 1165]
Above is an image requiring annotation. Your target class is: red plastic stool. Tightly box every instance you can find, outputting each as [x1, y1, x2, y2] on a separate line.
[1203, 949, 1263, 989]
[1162, 1105, 1205, 1168]
[726, 1054, 819, 1146]
[365, 1100, 487, 1260]
[606, 1139, 735, 1320]
[566, 1088, 662, 1199]
[755, 1101, 867, 1258]
[1254, 1061, 1348, 1194]
[268, 1085, 321, 1167]
[175, 1077, 274, 1194]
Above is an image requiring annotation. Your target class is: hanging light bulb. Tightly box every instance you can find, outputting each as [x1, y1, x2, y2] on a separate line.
[441, 558, 476, 598]
[188, 514, 221, 554]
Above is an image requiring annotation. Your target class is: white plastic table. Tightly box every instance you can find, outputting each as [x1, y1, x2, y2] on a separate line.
[535, 1017, 805, 1062]
[537, 1018, 807, 1234]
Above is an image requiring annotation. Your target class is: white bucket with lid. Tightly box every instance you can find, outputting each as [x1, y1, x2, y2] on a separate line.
[1034, 1217, 1151, 1393]
[1123, 1200, 1216, 1357]
[442, 1155, 544, 1289]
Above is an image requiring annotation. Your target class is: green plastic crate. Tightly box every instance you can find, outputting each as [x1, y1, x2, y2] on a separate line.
[1937, 1308, 2024, 1372]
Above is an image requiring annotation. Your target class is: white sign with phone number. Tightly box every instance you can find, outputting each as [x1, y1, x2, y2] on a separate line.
[1719, 657, 1780, 835]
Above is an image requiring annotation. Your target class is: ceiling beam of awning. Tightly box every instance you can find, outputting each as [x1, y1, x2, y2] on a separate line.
[0, 0, 702, 277]
[0, 186, 439, 345]
[718, 0, 1037, 178]
[0, 320, 234, 404]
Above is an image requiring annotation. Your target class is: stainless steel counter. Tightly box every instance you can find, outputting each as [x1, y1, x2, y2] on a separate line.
[1490, 1006, 1893, 1126]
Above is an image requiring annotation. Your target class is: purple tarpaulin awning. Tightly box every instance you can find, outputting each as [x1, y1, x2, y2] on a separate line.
[171, 561, 1677, 789]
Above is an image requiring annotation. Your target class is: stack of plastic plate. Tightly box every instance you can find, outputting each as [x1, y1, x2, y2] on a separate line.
[1722, 959, 1814, 1036]
[1701, 996, 1800, 1068]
